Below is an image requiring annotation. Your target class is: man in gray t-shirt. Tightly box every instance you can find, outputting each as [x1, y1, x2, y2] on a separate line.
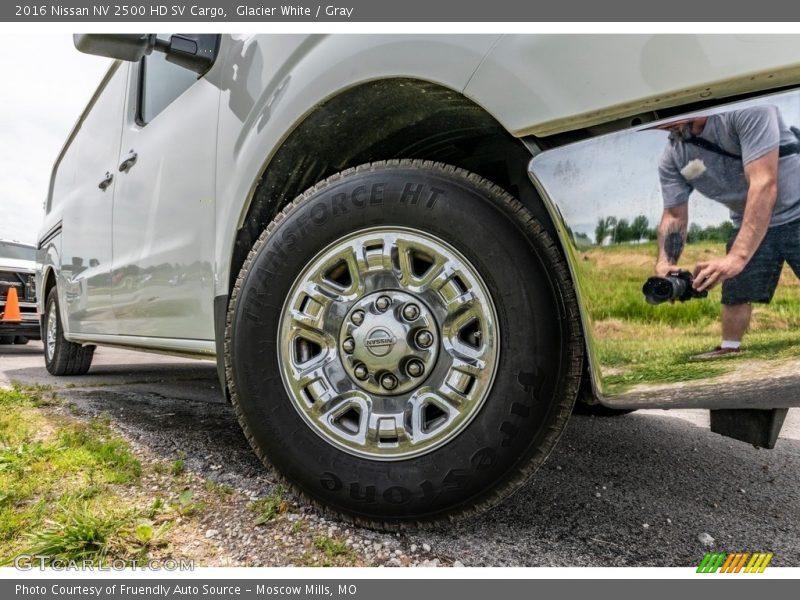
[655, 105, 800, 360]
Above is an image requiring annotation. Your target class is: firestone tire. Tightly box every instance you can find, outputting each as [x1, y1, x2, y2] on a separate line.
[225, 160, 583, 528]
[43, 287, 95, 376]
[14, 336, 29, 345]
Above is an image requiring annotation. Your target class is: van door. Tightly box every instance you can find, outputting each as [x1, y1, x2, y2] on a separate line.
[60, 62, 128, 335]
[111, 41, 220, 341]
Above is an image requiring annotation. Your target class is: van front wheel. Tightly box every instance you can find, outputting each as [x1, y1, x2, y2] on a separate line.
[226, 160, 583, 527]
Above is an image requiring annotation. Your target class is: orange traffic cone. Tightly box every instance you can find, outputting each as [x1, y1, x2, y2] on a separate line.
[1, 287, 21, 322]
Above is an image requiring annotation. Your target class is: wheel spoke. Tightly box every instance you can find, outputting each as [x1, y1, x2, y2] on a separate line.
[317, 393, 371, 445]
[408, 391, 457, 441]
[312, 246, 364, 300]
[442, 303, 494, 362]
[284, 285, 339, 351]
[359, 234, 396, 274]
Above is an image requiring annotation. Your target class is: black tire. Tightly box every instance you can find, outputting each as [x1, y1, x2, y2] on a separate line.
[43, 287, 95, 376]
[14, 336, 29, 345]
[226, 160, 583, 528]
[0, 336, 13, 345]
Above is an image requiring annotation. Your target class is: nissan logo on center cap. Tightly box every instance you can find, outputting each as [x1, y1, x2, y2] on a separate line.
[364, 328, 396, 356]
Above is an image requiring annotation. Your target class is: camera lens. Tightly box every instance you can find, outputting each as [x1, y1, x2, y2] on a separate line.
[643, 276, 686, 304]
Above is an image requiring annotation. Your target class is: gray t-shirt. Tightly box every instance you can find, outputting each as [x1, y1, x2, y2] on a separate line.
[659, 105, 800, 227]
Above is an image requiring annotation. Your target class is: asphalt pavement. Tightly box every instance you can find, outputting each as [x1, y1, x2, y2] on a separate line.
[2, 341, 798, 567]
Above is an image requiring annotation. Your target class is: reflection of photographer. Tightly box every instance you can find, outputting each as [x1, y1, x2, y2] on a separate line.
[655, 106, 800, 360]
[643, 269, 707, 304]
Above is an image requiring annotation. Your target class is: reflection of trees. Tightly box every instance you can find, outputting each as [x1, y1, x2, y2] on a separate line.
[631, 216, 650, 242]
[594, 215, 733, 246]
[687, 221, 734, 244]
[595, 216, 617, 245]
[613, 219, 632, 243]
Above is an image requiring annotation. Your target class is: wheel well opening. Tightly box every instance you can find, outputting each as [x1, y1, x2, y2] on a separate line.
[42, 268, 56, 303]
[229, 78, 555, 293]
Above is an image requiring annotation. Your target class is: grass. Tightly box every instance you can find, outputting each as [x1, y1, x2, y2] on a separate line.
[579, 241, 800, 391]
[250, 486, 289, 525]
[292, 535, 358, 567]
[0, 384, 367, 568]
[0, 385, 148, 563]
[171, 490, 202, 517]
[0, 384, 205, 565]
[203, 480, 234, 496]
[313, 536, 354, 559]
[170, 458, 186, 476]
[23, 505, 133, 562]
[291, 518, 306, 534]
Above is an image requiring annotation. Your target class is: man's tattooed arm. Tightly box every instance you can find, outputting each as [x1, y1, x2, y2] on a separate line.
[656, 205, 689, 275]
[664, 227, 686, 264]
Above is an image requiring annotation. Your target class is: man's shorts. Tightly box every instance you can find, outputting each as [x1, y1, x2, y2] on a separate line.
[723, 218, 800, 305]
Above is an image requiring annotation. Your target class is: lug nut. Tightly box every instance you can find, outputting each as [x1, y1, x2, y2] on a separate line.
[351, 310, 365, 326]
[415, 330, 434, 349]
[402, 303, 420, 321]
[354, 364, 369, 380]
[406, 359, 425, 378]
[342, 337, 355, 353]
[380, 373, 398, 391]
[375, 295, 391, 312]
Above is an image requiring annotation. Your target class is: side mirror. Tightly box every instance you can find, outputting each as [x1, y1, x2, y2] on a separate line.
[73, 34, 156, 62]
[73, 34, 218, 75]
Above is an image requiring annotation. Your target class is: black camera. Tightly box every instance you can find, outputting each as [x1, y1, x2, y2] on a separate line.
[642, 269, 708, 305]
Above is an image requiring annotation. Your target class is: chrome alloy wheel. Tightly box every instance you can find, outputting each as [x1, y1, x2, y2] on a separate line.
[278, 227, 499, 460]
[46, 301, 57, 362]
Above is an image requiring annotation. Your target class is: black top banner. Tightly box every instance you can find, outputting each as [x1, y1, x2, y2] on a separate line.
[3, 0, 800, 22]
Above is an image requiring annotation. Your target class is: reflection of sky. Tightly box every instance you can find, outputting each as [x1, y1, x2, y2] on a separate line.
[532, 91, 800, 238]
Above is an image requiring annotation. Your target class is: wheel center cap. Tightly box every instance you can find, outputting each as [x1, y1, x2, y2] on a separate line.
[364, 328, 397, 357]
[339, 290, 439, 395]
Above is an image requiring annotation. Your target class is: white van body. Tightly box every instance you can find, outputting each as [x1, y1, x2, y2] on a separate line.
[37, 34, 800, 524]
[39, 34, 800, 359]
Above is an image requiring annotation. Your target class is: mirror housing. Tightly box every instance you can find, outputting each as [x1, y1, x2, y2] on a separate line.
[73, 34, 218, 75]
[73, 34, 156, 62]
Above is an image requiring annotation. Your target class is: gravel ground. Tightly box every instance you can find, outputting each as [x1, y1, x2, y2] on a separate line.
[2, 341, 799, 566]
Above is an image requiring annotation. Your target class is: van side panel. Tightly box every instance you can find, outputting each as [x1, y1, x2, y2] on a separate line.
[59, 63, 129, 336]
[110, 59, 219, 341]
[466, 34, 800, 136]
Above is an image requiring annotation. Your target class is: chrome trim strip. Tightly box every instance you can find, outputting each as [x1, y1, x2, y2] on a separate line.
[526, 167, 604, 397]
[37, 221, 62, 249]
[66, 333, 216, 359]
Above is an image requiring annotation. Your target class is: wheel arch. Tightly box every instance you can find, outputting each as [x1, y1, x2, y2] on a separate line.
[39, 265, 59, 340]
[226, 77, 561, 296]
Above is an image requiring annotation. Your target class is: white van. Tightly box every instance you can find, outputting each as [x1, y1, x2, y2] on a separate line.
[38, 34, 800, 526]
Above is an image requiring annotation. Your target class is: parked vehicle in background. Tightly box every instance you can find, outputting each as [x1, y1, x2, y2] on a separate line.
[0, 239, 39, 344]
[38, 34, 800, 527]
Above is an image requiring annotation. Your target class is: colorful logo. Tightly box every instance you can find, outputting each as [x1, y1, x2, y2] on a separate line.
[697, 552, 773, 573]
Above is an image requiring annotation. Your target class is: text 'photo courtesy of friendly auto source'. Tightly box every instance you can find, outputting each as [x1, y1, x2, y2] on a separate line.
[26, 34, 800, 532]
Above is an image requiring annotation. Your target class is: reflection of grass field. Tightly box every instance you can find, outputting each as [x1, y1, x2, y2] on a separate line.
[580, 241, 800, 392]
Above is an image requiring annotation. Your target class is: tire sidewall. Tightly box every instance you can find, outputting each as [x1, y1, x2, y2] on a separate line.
[228, 164, 575, 523]
[44, 288, 60, 370]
